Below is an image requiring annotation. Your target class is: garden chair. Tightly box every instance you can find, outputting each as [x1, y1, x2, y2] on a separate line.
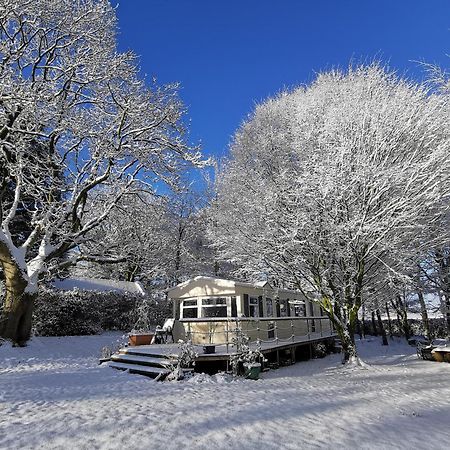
[154, 318, 175, 344]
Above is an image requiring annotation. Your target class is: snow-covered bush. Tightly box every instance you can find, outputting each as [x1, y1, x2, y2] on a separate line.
[230, 328, 264, 376]
[177, 340, 198, 368]
[167, 340, 198, 381]
[32, 287, 172, 336]
[100, 346, 113, 359]
[313, 342, 328, 358]
[99, 333, 129, 360]
[33, 290, 104, 336]
[131, 295, 172, 332]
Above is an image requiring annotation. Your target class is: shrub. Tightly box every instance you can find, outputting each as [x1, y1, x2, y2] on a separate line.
[32, 287, 172, 336]
[312, 342, 327, 358]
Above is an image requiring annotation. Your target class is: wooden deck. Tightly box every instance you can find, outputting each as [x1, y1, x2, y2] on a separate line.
[120, 331, 338, 362]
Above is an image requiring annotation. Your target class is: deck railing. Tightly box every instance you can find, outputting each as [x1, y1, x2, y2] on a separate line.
[175, 316, 335, 352]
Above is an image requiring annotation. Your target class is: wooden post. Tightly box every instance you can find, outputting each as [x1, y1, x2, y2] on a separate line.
[319, 318, 323, 337]
[291, 319, 294, 342]
[226, 320, 229, 353]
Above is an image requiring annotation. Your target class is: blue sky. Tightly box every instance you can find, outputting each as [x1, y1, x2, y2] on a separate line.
[115, 0, 449, 161]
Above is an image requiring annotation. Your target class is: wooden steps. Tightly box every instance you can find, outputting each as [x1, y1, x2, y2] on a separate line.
[107, 347, 176, 380]
[108, 361, 170, 379]
[120, 347, 178, 359]
[111, 353, 176, 367]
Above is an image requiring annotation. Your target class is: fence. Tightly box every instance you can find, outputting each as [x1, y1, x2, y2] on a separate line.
[174, 316, 334, 352]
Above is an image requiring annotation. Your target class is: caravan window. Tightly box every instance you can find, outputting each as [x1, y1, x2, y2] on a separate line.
[201, 297, 227, 318]
[279, 299, 288, 317]
[249, 297, 259, 317]
[292, 303, 306, 317]
[266, 298, 273, 317]
[182, 299, 198, 319]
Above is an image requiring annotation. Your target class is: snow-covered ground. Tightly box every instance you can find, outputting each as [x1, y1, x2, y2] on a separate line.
[1, 334, 450, 450]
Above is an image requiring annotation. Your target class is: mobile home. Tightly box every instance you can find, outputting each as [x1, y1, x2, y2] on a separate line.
[168, 276, 333, 346]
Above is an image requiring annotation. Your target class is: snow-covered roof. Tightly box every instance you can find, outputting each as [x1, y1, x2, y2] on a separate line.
[254, 280, 269, 288]
[52, 277, 146, 296]
[168, 276, 300, 295]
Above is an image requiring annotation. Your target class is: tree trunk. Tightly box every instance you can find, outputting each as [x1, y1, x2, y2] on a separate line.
[391, 295, 411, 340]
[371, 311, 378, 336]
[417, 290, 431, 339]
[341, 330, 357, 363]
[0, 245, 36, 345]
[385, 302, 393, 339]
[332, 318, 358, 363]
[443, 292, 450, 336]
[435, 248, 450, 334]
[319, 297, 358, 363]
[416, 265, 431, 339]
[361, 304, 366, 339]
[376, 308, 388, 345]
[441, 289, 450, 336]
[356, 317, 362, 340]
[339, 301, 360, 362]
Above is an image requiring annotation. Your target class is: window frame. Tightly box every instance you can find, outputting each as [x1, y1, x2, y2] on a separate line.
[181, 298, 199, 319]
[200, 297, 228, 318]
[290, 300, 306, 317]
[266, 297, 273, 317]
[279, 298, 289, 317]
[249, 296, 260, 318]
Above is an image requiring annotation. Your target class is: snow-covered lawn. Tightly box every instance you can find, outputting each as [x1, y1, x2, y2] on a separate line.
[1, 334, 450, 450]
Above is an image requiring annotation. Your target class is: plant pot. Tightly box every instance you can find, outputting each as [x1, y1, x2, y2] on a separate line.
[432, 351, 445, 362]
[203, 345, 216, 354]
[129, 333, 154, 346]
[244, 363, 261, 380]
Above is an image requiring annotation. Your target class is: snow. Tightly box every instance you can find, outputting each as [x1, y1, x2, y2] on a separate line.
[380, 310, 444, 321]
[52, 277, 146, 296]
[1, 334, 450, 449]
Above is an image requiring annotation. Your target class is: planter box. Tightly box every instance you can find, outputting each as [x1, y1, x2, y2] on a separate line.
[431, 345, 450, 363]
[244, 363, 261, 380]
[129, 333, 154, 346]
[432, 350, 450, 363]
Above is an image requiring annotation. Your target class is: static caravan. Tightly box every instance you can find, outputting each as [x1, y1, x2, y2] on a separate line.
[168, 276, 332, 346]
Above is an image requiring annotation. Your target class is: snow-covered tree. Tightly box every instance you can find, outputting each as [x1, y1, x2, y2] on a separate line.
[211, 64, 450, 361]
[71, 187, 224, 289]
[71, 193, 175, 284]
[0, 0, 204, 344]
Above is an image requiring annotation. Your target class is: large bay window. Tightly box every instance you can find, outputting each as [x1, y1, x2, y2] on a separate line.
[201, 297, 227, 318]
[181, 297, 229, 319]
